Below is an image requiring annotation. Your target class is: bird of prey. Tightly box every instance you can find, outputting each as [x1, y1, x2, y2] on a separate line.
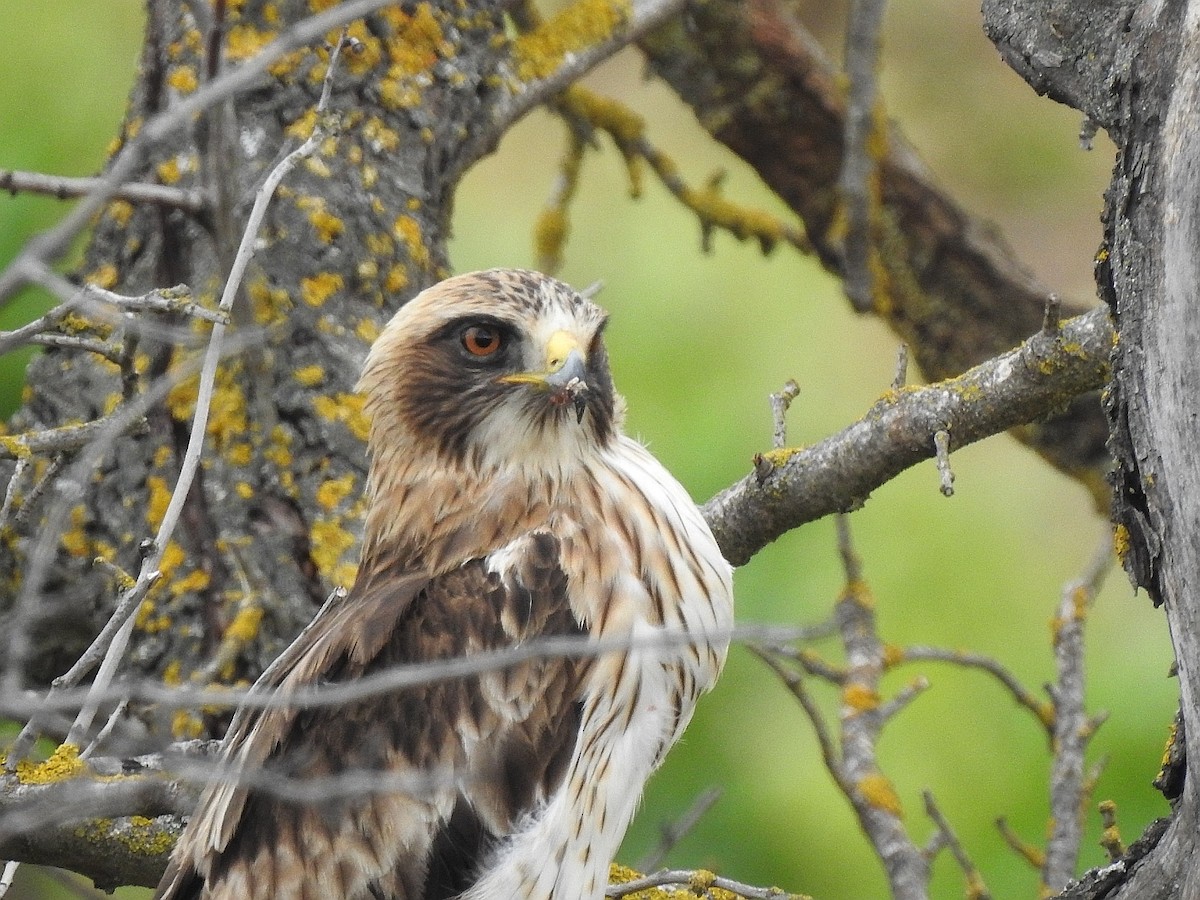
[154, 268, 735, 900]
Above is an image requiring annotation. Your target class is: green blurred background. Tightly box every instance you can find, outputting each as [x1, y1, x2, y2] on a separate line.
[0, 2, 1175, 898]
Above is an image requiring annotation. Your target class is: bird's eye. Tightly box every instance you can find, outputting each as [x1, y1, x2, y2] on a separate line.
[461, 324, 502, 357]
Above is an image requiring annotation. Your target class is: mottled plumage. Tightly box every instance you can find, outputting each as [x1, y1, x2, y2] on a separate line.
[154, 269, 734, 900]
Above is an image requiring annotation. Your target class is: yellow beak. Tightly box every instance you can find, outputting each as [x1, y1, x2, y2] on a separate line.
[498, 331, 590, 422]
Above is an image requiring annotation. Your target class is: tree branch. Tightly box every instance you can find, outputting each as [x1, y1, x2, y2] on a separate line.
[703, 305, 1112, 567]
[640, 0, 1113, 501]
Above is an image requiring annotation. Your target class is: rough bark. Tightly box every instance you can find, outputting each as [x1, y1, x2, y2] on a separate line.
[985, 0, 1200, 896]
[1, 0, 501, 700]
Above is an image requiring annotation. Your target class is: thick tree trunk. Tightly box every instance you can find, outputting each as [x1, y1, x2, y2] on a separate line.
[1, 0, 500, 709]
[987, 0, 1200, 895]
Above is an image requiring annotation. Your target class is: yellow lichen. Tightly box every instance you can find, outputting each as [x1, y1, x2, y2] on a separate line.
[235, 481, 254, 499]
[86, 263, 119, 289]
[313, 392, 371, 441]
[316, 473, 357, 510]
[856, 772, 903, 818]
[1112, 523, 1131, 563]
[356, 318, 382, 343]
[881, 643, 904, 669]
[61, 505, 91, 558]
[167, 65, 199, 93]
[227, 443, 253, 467]
[393, 215, 430, 268]
[159, 540, 186, 576]
[294, 364, 326, 386]
[145, 475, 172, 529]
[365, 231, 395, 257]
[15, 743, 86, 785]
[171, 568, 211, 597]
[286, 107, 319, 140]
[264, 424, 294, 468]
[385, 263, 409, 294]
[248, 278, 292, 325]
[310, 519, 357, 581]
[296, 196, 345, 244]
[512, 0, 630, 82]
[224, 605, 264, 643]
[362, 116, 401, 153]
[226, 23, 277, 61]
[107, 199, 134, 226]
[135, 598, 172, 634]
[840, 577, 875, 610]
[172, 710, 205, 739]
[162, 660, 182, 685]
[300, 271, 344, 307]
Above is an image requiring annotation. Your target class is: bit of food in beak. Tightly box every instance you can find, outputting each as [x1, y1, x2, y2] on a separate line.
[499, 333, 591, 423]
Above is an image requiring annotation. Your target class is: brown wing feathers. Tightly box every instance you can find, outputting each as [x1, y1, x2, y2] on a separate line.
[157, 534, 583, 900]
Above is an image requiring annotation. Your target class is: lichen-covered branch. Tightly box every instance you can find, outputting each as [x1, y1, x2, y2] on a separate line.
[703, 305, 1112, 567]
[639, 0, 1113, 504]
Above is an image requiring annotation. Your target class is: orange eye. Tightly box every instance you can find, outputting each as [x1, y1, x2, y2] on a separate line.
[462, 324, 502, 357]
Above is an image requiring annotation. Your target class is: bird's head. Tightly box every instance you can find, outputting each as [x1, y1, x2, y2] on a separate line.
[359, 269, 619, 477]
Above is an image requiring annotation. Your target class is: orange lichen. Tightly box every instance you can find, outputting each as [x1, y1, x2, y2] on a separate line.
[842, 683, 880, 713]
[856, 773, 904, 818]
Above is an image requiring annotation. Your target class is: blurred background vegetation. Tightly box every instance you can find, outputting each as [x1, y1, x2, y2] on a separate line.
[0, 1, 1175, 898]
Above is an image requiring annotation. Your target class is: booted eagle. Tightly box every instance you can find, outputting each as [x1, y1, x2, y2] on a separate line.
[154, 269, 734, 900]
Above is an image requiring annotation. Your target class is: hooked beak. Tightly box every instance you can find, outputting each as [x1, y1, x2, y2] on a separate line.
[498, 330, 591, 423]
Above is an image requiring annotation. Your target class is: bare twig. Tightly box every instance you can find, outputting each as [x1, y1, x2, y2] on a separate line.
[752, 647, 846, 791]
[1042, 537, 1113, 891]
[770, 380, 801, 449]
[0, 457, 30, 532]
[1042, 293, 1063, 336]
[933, 429, 955, 497]
[894, 645, 1052, 736]
[547, 87, 808, 262]
[0, 169, 207, 212]
[0, 622, 812, 723]
[923, 791, 990, 899]
[996, 816, 1046, 869]
[1098, 799, 1125, 861]
[892, 343, 909, 391]
[839, 0, 889, 312]
[9, 454, 64, 528]
[833, 518, 930, 900]
[607, 867, 803, 899]
[636, 786, 723, 872]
